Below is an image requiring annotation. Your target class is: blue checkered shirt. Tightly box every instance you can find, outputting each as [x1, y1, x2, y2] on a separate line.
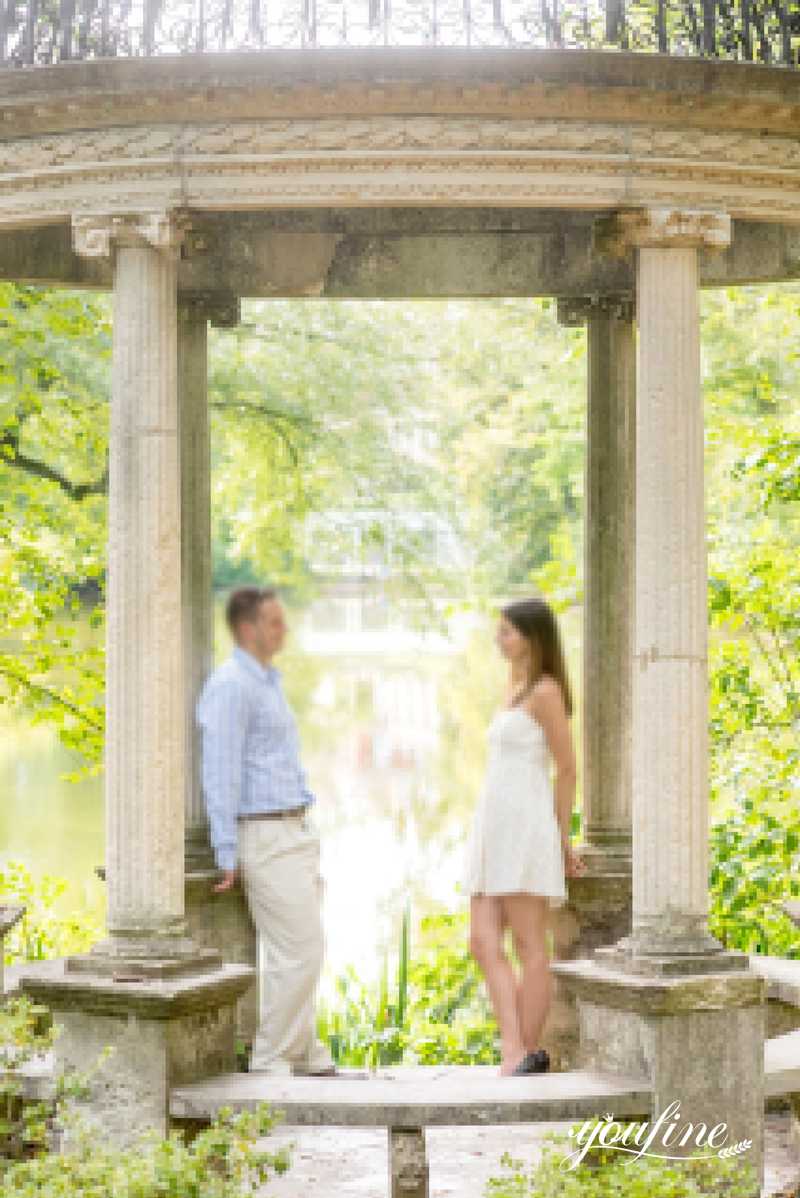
[196, 645, 316, 872]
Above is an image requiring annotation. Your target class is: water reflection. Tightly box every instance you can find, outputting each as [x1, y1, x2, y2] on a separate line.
[248, 593, 492, 994]
[0, 599, 580, 993]
[0, 716, 106, 929]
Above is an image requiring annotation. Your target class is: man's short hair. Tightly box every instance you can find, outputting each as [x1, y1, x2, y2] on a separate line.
[225, 585, 278, 635]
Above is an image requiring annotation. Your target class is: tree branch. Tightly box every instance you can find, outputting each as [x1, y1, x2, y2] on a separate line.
[1, 427, 108, 500]
[1, 400, 310, 501]
[0, 657, 104, 733]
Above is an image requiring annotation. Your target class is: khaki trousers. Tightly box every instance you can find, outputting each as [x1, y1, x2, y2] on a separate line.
[238, 809, 334, 1074]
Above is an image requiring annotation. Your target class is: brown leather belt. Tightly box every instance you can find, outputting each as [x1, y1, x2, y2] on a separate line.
[237, 804, 310, 822]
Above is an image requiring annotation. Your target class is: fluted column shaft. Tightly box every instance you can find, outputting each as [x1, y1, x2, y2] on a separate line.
[558, 294, 635, 872]
[106, 235, 185, 937]
[69, 212, 201, 959]
[594, 207, 732, 957]
[586, 301, 635, 866]
[178, 292, 240, 868]
[633, 244, 714, 952]
[179, 297, 213, 858]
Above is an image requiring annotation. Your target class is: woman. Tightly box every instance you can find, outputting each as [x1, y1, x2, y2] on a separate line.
[462, 595, 586, 1077]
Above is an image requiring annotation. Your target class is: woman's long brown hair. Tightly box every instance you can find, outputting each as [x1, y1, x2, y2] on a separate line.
[501, 596, 574, 718]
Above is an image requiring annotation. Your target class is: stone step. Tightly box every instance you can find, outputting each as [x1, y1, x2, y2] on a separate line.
[750, 951, 800, 1007]
[765, 1028, 800, 1098]
[169, 1064, 653, 1128]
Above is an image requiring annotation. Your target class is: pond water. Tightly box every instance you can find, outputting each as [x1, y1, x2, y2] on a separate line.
[0, 598, 583, 993]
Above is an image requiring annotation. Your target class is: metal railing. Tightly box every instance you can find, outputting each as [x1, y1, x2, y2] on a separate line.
[1, 0, 797, 66]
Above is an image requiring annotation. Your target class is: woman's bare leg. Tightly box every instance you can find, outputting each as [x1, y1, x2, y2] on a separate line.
[501, 894, 552, 1054]
[469, 894, 526, 1075]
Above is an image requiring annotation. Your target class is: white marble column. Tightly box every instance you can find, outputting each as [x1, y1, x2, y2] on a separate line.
[557, 294, 635, 874]
[594, 208, 732, 960]
[70, 212, 218, 968]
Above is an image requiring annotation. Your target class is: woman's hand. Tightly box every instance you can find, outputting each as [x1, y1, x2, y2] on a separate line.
[563, 844, 587, 878]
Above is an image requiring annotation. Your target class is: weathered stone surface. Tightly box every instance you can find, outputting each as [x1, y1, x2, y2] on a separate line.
[390, 1127, 428, 1198]
[552, 957, 765, 1013]
[170, 1064, 653, 1127]
[14, 959, 254, 1146]
[73, 214, 188, 953]
[564, 292, 635, 872]
[18, 958, 254, 1019]
[1, 213, 799, 296]
[1, 49, 798, 136]
[178, 294, 214, 863]
[625, 234, 723, 958]
[548, 873, 632, 1071]
[766, 1028, 800, 1099]
[0, 52, 798, 226]
[577, 995, 764, 1183]
[183, 872, 257, 1044]
[594, 207, 732, 256]
[557, 956, 766, 1194]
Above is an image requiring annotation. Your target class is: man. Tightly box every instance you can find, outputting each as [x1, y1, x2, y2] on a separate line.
[196, 584, 338, 1076]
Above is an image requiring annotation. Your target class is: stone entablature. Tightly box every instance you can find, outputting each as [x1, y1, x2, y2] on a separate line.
[0, 50, 798, 229]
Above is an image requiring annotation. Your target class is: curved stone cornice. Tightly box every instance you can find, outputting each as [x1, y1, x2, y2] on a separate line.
[1, 49, 799, 137]
[0, 50, 797, 229]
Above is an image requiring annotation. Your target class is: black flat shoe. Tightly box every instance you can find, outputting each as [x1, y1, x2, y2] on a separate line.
[511, 1049, 550, 1075]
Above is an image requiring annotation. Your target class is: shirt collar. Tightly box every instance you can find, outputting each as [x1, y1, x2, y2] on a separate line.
[233, 645, 280, 682]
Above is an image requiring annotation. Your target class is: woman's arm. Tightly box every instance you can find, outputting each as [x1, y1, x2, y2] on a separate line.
[527, 676, 577, 850]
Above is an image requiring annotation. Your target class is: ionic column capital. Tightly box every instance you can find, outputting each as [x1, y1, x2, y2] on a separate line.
[71, 209, 193, 261]
[178, 290, 241, 329]
[556, 292, 635, 327]
[593, 207, 732, 258]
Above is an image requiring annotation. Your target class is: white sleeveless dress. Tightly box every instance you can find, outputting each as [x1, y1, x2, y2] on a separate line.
[462, 705, 567, 906]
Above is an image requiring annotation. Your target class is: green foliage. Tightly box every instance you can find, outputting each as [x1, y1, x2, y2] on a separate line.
[0, 994, 291, 1195]
[209, 300, 457, 607]
[0, 283, 108, 774]
[435, 298, 586, 595]
[710, 799, 800, 956]
[705, 389, 800, 955]
[0, 861, 103, 965]
[316, 907, 499, 1067]
[2, 1103, 291, 1197]
[484, 1122, 759, 1198]
[0, 994, 58, 1164]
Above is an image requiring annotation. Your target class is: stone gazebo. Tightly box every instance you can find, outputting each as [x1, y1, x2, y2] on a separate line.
[5, 7, 800, 1192]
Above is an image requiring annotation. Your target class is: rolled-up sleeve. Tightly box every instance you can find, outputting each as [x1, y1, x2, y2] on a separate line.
[196, 673, 249, 872]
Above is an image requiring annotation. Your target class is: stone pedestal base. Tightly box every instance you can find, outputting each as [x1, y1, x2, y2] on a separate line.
[594, 936, 751, 976]
[546, 869, 632, 1071]
[184, 869, 258, 1046]
[18, 957, 254, 1147]
[552, 952, 767, 1197]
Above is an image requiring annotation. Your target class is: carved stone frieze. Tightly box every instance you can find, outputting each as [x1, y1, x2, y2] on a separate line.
[0, 115, 792, 230]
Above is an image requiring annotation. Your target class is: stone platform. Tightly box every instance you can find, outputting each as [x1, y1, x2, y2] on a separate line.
[172, 1064, 652, 1198]
[170, 1063, 653, 1127]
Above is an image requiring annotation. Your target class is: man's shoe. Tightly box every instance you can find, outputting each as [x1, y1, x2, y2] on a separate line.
[511, 1049, 550, 1076]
